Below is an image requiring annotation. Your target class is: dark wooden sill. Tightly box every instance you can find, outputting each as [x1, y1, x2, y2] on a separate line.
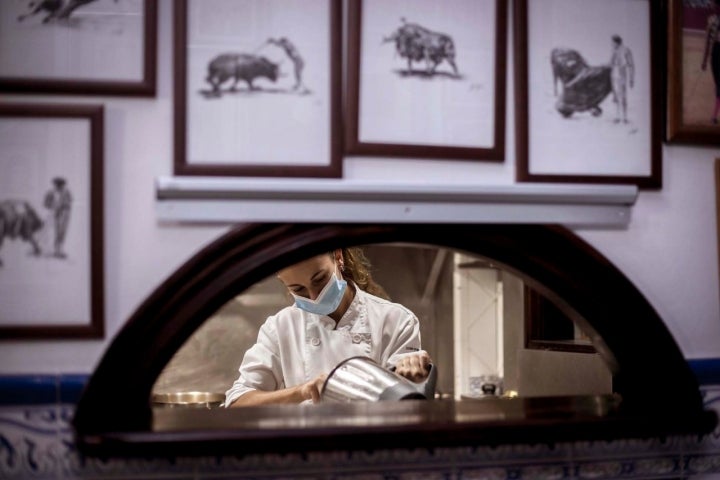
[75, 396, 718, 458]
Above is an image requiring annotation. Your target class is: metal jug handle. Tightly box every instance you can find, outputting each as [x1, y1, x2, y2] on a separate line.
[389, 363, 438, 400]
[420, 363, 438, 399]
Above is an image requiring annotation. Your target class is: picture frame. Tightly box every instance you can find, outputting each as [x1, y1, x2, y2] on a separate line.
[0, 0, 157, 97]
[345, 0, 507, 161]
[667, 0, 720, 145]
[716, 158, 720, 305]
[0, 103, 104, 339]
[514, 0, 662, 189]
[173, 0, 342, 178]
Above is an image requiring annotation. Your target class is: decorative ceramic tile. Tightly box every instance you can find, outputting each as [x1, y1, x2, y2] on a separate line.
[0, 405, 66, 479]
[2, 383, 720, 479]
[685, 454, 720, 476]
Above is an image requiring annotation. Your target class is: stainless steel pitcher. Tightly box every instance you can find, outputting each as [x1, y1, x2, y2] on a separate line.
[321, 356, 437, 402]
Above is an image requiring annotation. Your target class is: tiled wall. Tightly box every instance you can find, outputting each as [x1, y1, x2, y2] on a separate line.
[2, 374, 720, 479]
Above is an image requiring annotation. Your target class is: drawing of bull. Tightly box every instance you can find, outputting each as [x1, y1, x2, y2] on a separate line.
[0, 200, 43, 267]
[383, 18, 458, 77]
[551, 47, 612, 118]
[17, 0, 102, 24]
[205, 53, 280, 94]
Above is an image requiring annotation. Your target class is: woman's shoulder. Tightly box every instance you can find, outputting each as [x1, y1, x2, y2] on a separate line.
[360, 289, 416, 319]
[261, 305, 302, 330]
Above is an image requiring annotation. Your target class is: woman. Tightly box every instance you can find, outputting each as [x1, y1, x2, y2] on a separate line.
[702, 0, 720, 124]
[225, 247, 431, 407]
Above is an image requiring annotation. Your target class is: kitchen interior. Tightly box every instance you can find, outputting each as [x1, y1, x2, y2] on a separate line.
[153, 243, 612, 407]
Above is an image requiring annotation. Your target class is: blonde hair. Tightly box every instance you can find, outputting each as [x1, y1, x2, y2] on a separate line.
[338, 247, 390, 300]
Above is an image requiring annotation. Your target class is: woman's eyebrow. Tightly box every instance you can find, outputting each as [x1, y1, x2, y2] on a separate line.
[310, 269, 326, 281]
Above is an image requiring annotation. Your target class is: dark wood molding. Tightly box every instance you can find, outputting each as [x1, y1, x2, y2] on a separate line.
[73, 224, 715, 456]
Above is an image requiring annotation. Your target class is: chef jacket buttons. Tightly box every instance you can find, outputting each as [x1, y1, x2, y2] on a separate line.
[352, 334, 362, 344]
[310, 337, 321, 347]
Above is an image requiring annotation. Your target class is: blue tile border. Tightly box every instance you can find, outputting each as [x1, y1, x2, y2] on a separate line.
[58, 374, 88, 404]
[0, 374, 88, 405]
[0, 375, 57, 405]
[0, 359, 718, 406]
[689, 358, 720, 386]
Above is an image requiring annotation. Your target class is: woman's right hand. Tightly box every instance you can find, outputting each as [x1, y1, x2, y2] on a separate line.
[299, 373, 327, 403]
[394, 351, 432, 382]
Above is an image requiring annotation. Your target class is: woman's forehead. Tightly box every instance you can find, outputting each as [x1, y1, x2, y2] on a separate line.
[278, 254, 332, 281]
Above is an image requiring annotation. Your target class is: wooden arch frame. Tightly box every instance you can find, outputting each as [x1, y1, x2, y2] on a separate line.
[73, 223, 716, 456]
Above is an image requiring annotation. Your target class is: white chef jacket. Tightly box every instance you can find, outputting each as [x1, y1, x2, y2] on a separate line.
[224, 286, 423, 406]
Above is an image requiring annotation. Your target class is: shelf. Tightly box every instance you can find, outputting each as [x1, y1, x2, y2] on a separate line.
[155, 177, 638, 228]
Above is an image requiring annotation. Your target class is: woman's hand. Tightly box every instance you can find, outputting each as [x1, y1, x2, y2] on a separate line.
[394, 352, 432, 382]
[299, 373, 327, 403]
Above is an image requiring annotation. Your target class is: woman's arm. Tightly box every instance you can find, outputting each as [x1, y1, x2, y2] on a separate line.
[228, 374, 326, 407]
[383, 312, 432, 381]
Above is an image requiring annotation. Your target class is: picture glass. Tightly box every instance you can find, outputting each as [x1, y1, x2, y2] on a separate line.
[0, 0, 145, 82]
[358, 0, 497, 149]
[680, 2, 720, 128]
[0, 117, 91, 327]
[185, 0, 332, 167]
[528, 0, 652, 177]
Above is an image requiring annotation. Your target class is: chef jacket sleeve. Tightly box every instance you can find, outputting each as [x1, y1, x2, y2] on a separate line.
[223, 316, 284, 407]
[384, 311, 426, 368]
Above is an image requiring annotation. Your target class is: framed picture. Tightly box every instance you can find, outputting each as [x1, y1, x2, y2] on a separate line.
[174, 0, 342, 177]
[345, 0, 507, 161]
[0, 0, 157, 96]
[515, 0, 662, 189]
[667, 0, 720, 145]
[716, 158, 720, 305]
[0, 103, 104, 339]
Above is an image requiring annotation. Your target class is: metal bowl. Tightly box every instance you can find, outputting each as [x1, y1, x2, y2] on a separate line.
[151, 391, 225, 409]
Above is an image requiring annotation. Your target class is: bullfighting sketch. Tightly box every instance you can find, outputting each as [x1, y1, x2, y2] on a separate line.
[17, 0, 104, 24]
[551, 35, 634, 122]
[610, 35, 635, 124]
[43, 177, 72, 258]
[0, 200, 43, 267]
[266, 37, 306, 92]
[551, 48, 612, 118]
[203, 36, 308, 97]
[0, 177, 73, 267]
[382, 18, 459, 77]
[205, 53, 280, 95]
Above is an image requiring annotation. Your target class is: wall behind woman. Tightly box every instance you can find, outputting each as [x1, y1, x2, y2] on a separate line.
[0, 0, 719, 375]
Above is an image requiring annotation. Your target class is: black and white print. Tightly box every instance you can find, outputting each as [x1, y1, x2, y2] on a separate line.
[357, 0, 497, 150]
[185, 0, 332, 168]
[0, 116, 91, 328]
[0, 0, 145, 83]
[381, 17, 460, 79]
[527, 0, 652, 178]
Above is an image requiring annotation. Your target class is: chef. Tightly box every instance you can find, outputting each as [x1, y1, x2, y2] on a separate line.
[224, 247, 431, 407]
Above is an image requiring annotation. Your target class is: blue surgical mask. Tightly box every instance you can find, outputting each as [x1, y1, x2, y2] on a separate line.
[292, 266, 347, 315]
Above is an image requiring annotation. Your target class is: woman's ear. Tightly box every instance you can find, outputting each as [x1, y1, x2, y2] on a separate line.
[334, 249, 344, 271]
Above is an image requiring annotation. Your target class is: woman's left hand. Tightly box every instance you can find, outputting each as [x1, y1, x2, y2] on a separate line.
[394, 351, 432, 382]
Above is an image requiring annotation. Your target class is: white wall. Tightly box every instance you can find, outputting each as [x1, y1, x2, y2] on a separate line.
[1, 0, 719, 374]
